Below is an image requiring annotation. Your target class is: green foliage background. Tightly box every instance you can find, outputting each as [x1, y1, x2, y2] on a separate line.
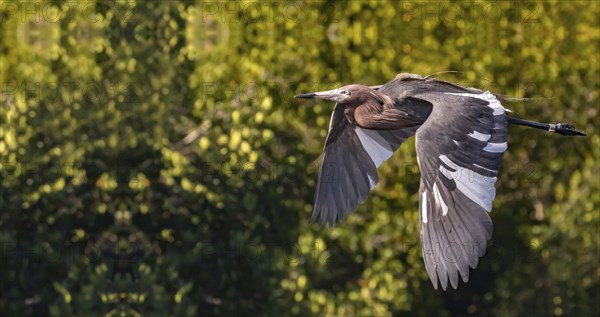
[0, 0, 598, 316]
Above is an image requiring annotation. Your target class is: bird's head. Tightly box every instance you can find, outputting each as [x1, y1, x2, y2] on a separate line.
[295, 84, 380, 105]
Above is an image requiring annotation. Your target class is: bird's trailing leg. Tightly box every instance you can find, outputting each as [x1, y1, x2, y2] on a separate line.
[507, 116, 586, 136]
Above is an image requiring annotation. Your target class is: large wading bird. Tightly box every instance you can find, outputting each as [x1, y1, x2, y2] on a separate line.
[295, 73, 586, 290]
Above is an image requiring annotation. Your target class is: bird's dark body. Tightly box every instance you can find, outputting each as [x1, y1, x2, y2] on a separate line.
[295, 73, 585, 290]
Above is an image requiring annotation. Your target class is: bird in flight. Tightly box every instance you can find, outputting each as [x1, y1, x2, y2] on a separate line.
[295, 73, 586, 290]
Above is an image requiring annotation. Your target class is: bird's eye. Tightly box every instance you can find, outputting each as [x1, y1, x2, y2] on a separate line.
[342, 90, 350, 95]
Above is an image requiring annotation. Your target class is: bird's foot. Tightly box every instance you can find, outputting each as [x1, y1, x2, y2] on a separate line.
[553, 123, 587, 136]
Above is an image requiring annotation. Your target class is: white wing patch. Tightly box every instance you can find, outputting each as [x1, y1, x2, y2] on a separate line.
[445, 91, 506, 116]
[355, 127, 394, 167]
[481, 92, 506, 116]
[421, 184, 449, 224]
[367, 174, 377, 189]
[468, 131, 491, 142]
[421, 190, 428, 223]
[432, 183, 449, 216]
[439, 154, 497, 212]
[483, 142, 508, 153]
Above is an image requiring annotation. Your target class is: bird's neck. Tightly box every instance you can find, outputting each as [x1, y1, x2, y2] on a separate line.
[368, 89, 395, 109]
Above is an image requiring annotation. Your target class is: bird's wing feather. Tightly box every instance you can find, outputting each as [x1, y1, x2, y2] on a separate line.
[414, 90, 508, 290]
[312, 104, 417, 227]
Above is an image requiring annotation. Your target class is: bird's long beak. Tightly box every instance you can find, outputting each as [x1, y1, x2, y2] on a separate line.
[294, 92, 317, 99]
[295, 89, 337, 100]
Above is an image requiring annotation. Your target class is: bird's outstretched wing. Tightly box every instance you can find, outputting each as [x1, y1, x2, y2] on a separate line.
[414, 90, 508, 290]
[312, 103, 417, 227]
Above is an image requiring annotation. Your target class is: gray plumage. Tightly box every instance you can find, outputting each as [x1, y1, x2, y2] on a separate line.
[295, 73, 586, 290]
